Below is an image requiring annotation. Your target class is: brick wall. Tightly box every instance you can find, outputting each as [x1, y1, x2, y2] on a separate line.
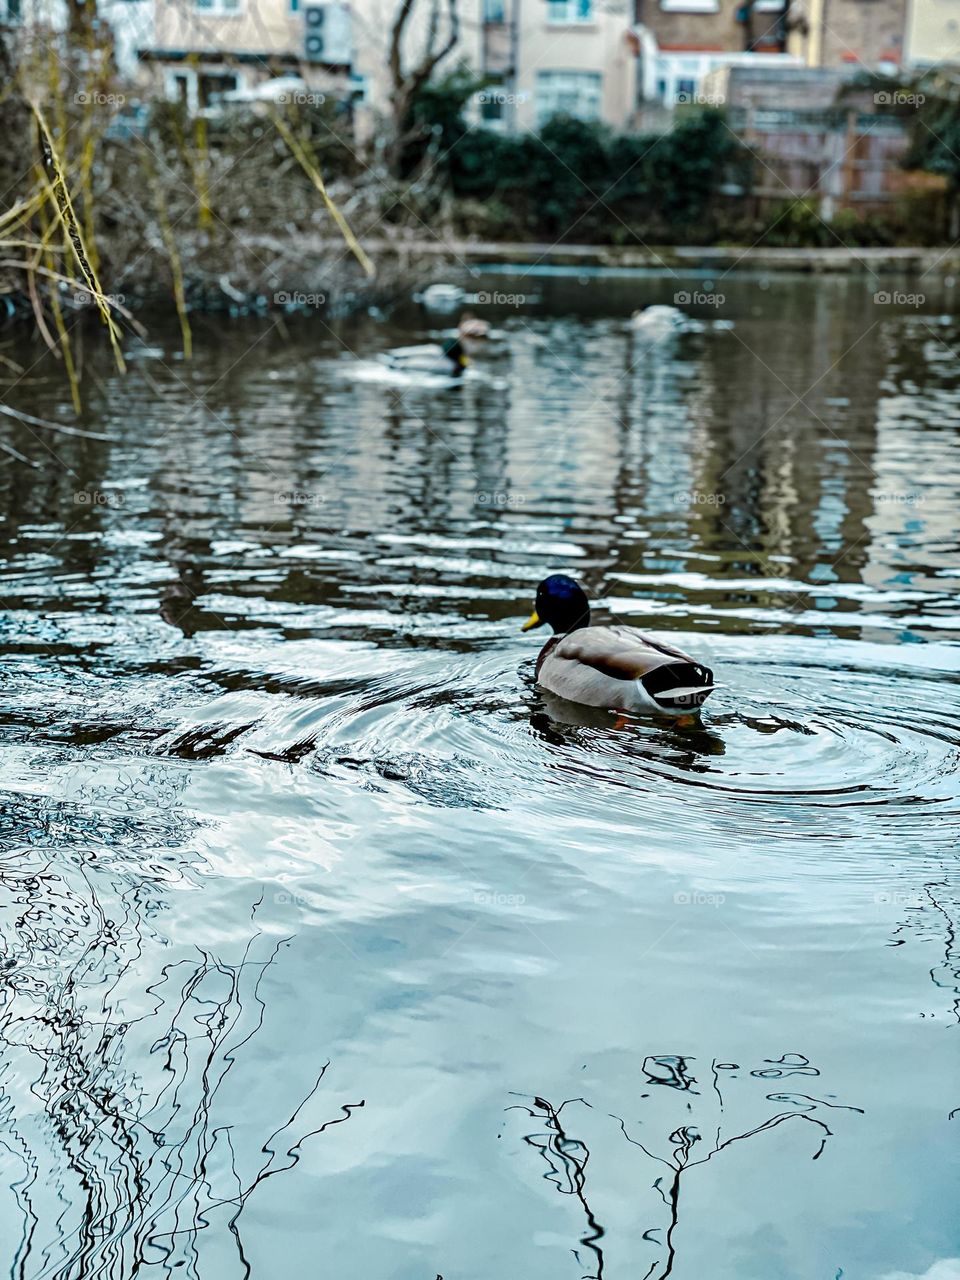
[818, 0, 907, 66]
[635, 0, 785, 53]
[788, 0, 908, 67]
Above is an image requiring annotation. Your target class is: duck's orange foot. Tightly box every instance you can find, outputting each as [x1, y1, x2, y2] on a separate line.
[613, 713, 632, 731]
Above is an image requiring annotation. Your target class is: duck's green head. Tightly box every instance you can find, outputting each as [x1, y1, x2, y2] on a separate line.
[522, 574, 591, 635]
[442, 338, 469, 369]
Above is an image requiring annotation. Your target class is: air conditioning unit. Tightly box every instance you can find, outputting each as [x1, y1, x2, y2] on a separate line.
[304, 4, 353, 67]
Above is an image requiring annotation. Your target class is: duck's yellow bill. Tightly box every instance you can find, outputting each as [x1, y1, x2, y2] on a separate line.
[521, 611, 541, 632]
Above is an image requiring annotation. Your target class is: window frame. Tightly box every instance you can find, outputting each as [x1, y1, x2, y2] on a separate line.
[194, 0, 243, 16]
[535, 69, 603, 126]
[658, 0, 720, 12]
[546, 0, 594, 25]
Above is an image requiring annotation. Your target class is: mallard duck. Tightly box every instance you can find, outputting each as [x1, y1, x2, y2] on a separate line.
[417, 282, 465, 312]
[630, 304, 687, 334]
[380, 336, 469, 377]
[521, 575, 717, 716]
[457, 312, 490, 339]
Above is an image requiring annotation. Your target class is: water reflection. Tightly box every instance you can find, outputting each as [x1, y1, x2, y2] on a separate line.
[513, 1054, 863, 1280]
[0, 273, 958, 1278]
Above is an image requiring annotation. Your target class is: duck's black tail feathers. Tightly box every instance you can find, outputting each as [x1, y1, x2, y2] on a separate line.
[641, 661, 716, 713]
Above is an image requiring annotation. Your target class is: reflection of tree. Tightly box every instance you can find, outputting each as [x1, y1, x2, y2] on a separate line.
[512, 1054, 862, 1280]
[0, 785, 363, 1277]
[507, 1095, 606, 1280]
[890, 880, 960, 1029]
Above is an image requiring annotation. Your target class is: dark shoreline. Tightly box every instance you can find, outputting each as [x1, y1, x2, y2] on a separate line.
[0, 240, 952, 334]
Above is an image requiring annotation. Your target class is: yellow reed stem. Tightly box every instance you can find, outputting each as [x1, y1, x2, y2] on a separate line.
[31, 102, 125, 375]
[141, 147, 193, 359]
[38, 195, 82, 412]
[270, 111, 374, 277]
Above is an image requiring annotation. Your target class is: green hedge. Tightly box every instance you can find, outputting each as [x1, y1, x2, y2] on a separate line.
[402, 70, 745, 239]
[444, 111, 744, 239]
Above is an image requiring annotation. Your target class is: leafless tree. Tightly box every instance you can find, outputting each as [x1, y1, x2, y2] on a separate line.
[386, 0, 460, 173]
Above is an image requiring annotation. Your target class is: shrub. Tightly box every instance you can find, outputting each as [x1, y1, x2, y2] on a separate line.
[431, 108, 743, 241]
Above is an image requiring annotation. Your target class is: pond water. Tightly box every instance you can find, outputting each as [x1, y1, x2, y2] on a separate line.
[0, 271, 957, 1280]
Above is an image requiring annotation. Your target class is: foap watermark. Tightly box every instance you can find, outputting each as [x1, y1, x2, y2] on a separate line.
[277, 91, 326, 106]
[476, 490, 526, 508]
[475, 89, 528, 107]
[274, 890, 309, 907]
[674, 889, 726, 907]
[474, 290, 527, 308]
[274, 290, 327, 308]
[874, 491, 924, 507]
[674, 490, 725, 507]
[75, 91, 125, 106]
[674, 289, 725, 308]
[873, 889, 914, 907]
[874, 90, 925, 107]
[874, 290, 925, 307]
[676, 90, 725, 107]
[75, 290, 125, 309]
[474, 890, 526, 909]
[275, 490, 326, 508]
[74, 489, 124, 508]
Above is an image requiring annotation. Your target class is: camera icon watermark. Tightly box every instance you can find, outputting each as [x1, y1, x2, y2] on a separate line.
[474, 290, 526, 308]
[675, 90, 725, 107]
[274, 890, 309, 907]
[74, 91, 126, 106]
[874, 90, 925, 106]
[873, 290, 925, 307]
[475, 89, 528, 106]
[873, 889, 913, 906]
[673, 289, 724, 308]
[476, 490, 526, 508]
[274, 290, 326, 308]
[673, 490, 725, 507]
[874, 491, 924, 506]
[74, 290, 125, 309]
[278, 91, 326, 106]
[674, 889, 726, 907]
[474, 890, 526, 909]
[74, 489, 124, 508]
[274, 490, 326, 508]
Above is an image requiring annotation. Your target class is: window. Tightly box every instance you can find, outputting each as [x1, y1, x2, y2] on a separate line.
[195, 0, 241, 13]
[536, 71, 602, 125]
[199, 72, 238, 109]
[172, 73, 190, 108]
[291, 0, 301, 9]
[2, 0, 22, 21]
[165, 67, 243, 114]
[484, 0, 506, 21]
[547, 0, 593, 23]
[659, 0, 719, 10]
[479, 76, 506, 122]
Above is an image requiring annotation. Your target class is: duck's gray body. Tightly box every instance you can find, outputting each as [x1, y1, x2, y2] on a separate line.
[536, 624, 715, 716]
[380, 344, 462, 377]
